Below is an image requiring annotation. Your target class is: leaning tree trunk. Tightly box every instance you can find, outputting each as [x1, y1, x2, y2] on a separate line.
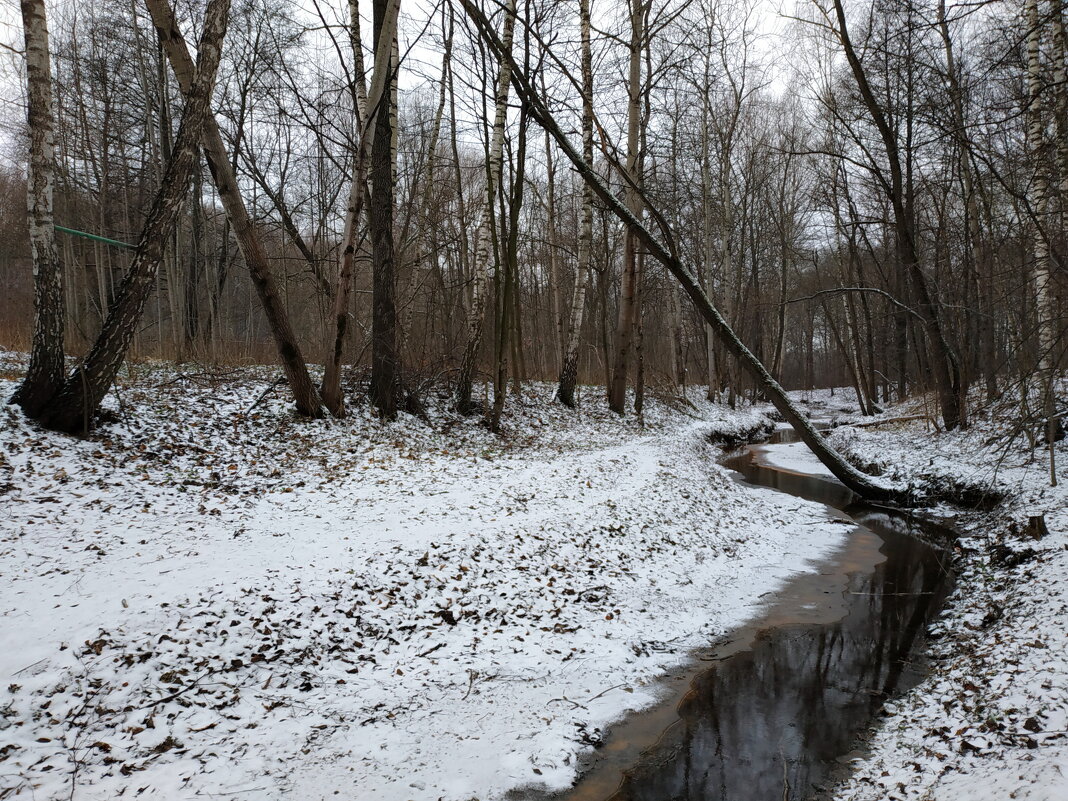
[557, 0, 593, 408]
[11, 0, 64, 418]
[461, 0, 904, 503]
[35, 0, 230, 434]
[145, 0, 322, 418]
[454, 0, 517, 414]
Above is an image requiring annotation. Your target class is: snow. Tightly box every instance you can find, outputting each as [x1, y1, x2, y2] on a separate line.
[0, 356, 849, 800]
[800, 389, 1068, 801]
[754, 441, 837, 479]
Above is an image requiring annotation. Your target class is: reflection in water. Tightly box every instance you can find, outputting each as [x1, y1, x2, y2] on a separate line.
[556, 441, 954, 801]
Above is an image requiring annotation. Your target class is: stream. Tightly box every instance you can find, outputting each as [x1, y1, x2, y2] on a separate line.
[536, 427, 956, 801]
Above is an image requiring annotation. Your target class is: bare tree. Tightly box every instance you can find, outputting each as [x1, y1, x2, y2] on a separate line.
[11, 0, 64, 418]
[455, 0, 517, 414]
[369, 0, 403, 419]
[34, 0, 231, 433]
[146, 0, 323, 418]
[461, 0, 904, 502]
[322, 0, 400, 417]
[557, 0, 593, 407]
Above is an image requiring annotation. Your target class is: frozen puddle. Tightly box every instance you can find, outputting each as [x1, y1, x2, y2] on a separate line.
[527, 434, 955, 801]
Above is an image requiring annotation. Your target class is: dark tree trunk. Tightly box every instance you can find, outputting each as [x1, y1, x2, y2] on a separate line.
[35, 0, 230, 433]
[146, 0, 322, 418]
[369, 0, 401, 420]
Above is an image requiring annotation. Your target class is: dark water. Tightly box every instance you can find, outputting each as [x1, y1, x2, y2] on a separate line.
[536, 429, 955, 801]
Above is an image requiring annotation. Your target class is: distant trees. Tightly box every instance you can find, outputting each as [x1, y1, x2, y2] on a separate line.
[0, 0, 1060, 460]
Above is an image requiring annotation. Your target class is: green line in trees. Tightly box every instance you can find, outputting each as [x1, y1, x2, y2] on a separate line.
[55, 225, 136, 251]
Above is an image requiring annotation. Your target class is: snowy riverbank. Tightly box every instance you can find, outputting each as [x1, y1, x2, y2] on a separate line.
[819, 396, 1068, 801]
[777, 387, 1068, 801]
[1, 360, 849, 800]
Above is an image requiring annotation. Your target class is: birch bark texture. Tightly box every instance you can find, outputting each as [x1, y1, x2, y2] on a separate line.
[36, 0, 231, 433]
[557, 0, 594, 407]
[12, 0, 65, 418]
[455, 0, 517, 414]
[1025, 0, 1061, 485]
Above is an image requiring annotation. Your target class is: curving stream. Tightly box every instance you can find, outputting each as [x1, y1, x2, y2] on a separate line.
[536, 428, 956, 801]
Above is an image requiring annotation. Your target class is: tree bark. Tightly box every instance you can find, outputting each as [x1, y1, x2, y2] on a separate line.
[145, 0, 322, 418]
[1026, 0, 1061, 484]
[557, 0, 593, 407]
[321, 0, 400, 417]
[455, 0, 517, 414]
[608, 0, 644, 414]
[11, 0, 65, 418]
[369, 0, 402, 420]
[35, 0, 230, 433]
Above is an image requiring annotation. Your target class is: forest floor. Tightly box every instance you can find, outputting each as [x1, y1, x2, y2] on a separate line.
[0, 352, 853, 801]
[2, 353, 1066, 801]
[767, 387, 1068, 801]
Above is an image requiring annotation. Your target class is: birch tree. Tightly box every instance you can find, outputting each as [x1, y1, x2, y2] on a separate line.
[34, 0, 230, 433]
[455, 0, 517, 414]
[557, 0, 594, 407]
[608, 0, 646, 414]
[1025, 0, 1060, 484]
[11, 0, 64, 418]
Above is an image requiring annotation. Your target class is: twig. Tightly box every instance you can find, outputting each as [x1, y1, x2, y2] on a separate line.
[133, 670, 215, 710]
[417, 642, 445, 659]
[246, 378, 286, 414]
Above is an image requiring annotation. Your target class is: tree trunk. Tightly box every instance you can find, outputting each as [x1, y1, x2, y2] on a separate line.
[322, 0, 400, 416]
[35, 0, 230, 433]
[608, 0, 644, 414]
[12, 0, 65, 418]
[1026, 0, 1061, 484]
[145, 0, 322, 418]
[831, 0, 965, 430]
[557, 0, 593, 408]
[455, 0, 517, 413]
[368, 0, 402, 419]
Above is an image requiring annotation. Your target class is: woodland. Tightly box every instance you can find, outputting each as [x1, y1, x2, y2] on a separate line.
[1, 0, 1062, 466]
[1, 0, 1067, 799]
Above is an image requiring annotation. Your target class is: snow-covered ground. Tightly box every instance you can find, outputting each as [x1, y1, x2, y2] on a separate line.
[784, 389, 1068, 801]
[0, 356, 849, 801]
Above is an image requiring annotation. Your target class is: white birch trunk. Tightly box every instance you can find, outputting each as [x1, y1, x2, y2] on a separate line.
[455, 0, 517, 412]
[13, 0, 65, 417]
[557, 0, 593, 407]
[1026, 0, 1060, 484]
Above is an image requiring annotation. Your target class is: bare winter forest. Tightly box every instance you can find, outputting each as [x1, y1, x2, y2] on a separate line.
[1, 0, 1067, 799]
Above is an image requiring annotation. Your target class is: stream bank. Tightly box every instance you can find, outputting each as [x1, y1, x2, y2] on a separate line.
[525, 429, 957, 801]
